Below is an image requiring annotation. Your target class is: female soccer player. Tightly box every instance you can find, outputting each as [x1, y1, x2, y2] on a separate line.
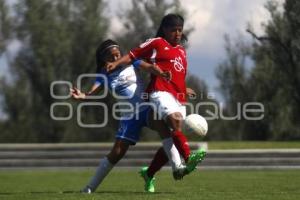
[71, 39, 186, 193]
[105, 14, 206, 193]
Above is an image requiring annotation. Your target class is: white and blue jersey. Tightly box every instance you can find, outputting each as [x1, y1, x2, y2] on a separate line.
[95, 60, 149, 144]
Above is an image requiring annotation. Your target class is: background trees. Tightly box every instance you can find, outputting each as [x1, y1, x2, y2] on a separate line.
[215, 0, 300, 140]
[0, 0, 110, 142]
[1, 0, 299, 142]
[0, 0, 208, 142]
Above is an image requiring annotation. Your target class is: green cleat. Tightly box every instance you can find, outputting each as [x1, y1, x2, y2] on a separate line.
[186, 147, 206, 174]
[139, 167, 155, 193]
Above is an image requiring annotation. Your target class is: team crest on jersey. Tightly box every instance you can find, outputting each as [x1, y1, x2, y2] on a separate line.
[170, 56, 185, 73]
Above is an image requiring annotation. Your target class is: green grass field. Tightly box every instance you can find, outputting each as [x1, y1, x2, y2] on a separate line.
[0, 169, 299, 200]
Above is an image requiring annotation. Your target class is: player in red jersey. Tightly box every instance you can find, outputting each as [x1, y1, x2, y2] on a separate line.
[106, 14, 206, 192]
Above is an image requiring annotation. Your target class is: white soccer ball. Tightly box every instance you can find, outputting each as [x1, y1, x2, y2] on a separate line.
[183, 114, 208, 137]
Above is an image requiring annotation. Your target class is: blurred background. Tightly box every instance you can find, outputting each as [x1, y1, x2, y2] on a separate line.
[0, 0, 299, 143]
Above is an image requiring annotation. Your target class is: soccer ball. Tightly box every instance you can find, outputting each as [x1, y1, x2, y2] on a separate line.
[183, 114, 208, 137]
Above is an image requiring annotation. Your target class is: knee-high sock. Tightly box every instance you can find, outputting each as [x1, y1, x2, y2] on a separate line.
[147, 147, 168, 178]
[87, 157, 114, 191]
[162, 137, 182, 171]
[172, 130, 191, 162]
[147, 131, 191, 177]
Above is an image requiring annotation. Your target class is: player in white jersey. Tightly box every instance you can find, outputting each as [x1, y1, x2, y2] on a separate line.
[70, 39, 186, 193]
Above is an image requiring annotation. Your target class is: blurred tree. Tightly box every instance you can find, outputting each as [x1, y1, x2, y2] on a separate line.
[0, 0, 210, 143]
[215, 36, 266, 140]
[0, 0, 113, 142]
[250, 0, 300, 140]
[114, 0, 193, 51]
[0, 0, 11, 54]
[216, 0, 300, 140]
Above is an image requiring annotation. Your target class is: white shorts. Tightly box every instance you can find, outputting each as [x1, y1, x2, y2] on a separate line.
[149, 91, 186, 120]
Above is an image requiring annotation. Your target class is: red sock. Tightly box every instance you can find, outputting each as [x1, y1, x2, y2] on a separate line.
[147, 147, 168, 178]
[172, 130, 191, 162]
[147, 131, 191, 177]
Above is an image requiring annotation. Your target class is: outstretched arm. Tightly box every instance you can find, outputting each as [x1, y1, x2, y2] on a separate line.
[105, 54, 132, 72]
[137, 60, 172, 81]
[70, 83, 101, 100]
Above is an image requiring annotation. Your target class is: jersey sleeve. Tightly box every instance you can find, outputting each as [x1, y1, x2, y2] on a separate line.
[129, 38, 160, 60]
[132, 59, 142, 69]
[94, 71, 106, 86]
[94, 77, 103, 86]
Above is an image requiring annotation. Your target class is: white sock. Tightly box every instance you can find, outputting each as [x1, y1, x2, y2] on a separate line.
[162, 137, 182, 171]
[87, 157, 114, 191]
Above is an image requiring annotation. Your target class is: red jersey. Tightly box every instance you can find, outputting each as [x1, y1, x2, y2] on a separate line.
[129, 37, 187, 103]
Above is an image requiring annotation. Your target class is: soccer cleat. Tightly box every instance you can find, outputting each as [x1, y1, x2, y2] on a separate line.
[172, 164, 187, 180]
[80, 186, 92, 194]
[139, 166, 155, 193]
[185, 147, 206, 174]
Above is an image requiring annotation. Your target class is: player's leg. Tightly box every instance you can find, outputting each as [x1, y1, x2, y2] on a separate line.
[147, 108, 185, 177]
[148, 92, 186, 175]
[173, 130, 190, 162]
[166, 114, 192, 172]
[145, 119, 206, 183]
[82, 139, 131, 193]
[146, 92, 206, 179]
[140, 116, 188, 192]
[146, 127, 190, 181]
[140, 116, 169, 193]
[166, 110, 206, 174]
[146, 115, 189, 175]
[82, 117, 141, 193]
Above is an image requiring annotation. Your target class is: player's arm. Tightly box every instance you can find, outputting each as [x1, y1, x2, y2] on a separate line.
[70, 87, 86, 99]
[70, 79, 102, 100]
[134, 60, 172, 81]
[105, 54, 132, 72]
[106, 38, 159, 72]
[86, 83, 101, 96]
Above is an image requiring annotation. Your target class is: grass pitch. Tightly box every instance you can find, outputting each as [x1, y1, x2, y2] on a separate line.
[0, 169, 299, 200]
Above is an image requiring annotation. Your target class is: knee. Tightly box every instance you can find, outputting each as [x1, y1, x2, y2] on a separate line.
[107, 146, 127, 164]
[107, 150, 123, 164]
[173, 120, 182, 132]
[169, 113, 183, 131]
